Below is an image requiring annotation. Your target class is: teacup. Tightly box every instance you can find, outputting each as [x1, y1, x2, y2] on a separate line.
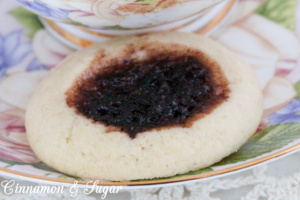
[16, 0, 224, 30]
[15, 0, 233, 48]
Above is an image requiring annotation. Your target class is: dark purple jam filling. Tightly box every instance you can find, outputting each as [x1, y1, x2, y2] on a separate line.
[67, 54, 229, 138]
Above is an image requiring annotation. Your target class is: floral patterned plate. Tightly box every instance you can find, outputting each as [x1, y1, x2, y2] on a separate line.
[0, 0, 300, 188]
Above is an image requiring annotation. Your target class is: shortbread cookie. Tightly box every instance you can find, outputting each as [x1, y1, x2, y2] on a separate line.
[26, 32, 263, 181]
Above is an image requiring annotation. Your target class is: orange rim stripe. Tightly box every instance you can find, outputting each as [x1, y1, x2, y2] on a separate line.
[197, 0, 236, 35]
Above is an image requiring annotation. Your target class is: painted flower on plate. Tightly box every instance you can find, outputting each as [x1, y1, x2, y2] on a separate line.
[32, 30, 73, 69]
[216, 0, 300, 121]
[0, 30, 31, 79]
[0, 106, 39, 163]
[0, 31, 68, 110]
[0, 71, 48, 110]
[16, 0, 69, 20]
[268, 99, 300, 126]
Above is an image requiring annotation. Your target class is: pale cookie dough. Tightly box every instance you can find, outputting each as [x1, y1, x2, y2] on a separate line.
[26, 32, 263, 181]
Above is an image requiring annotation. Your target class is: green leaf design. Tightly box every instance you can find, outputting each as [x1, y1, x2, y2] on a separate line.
[66, 19, 86, 27]
[58, 175, 84, 181]
[4, 164, 14, 168]
[44, 173, 51, 176]
[134, 167, 213, 182]
[58, 175, 70, 179]
[0, 158, 28, 166]
[74, 176, 84, 181]
[171, 167, 213, 178]
[214, 123, 300, 166]
[32, 162, 58, 173]
[295, 81, 300, 100]
[9, 7, 44, 39]
[255, 0, 297, 31]
[105, 25, 132, 30]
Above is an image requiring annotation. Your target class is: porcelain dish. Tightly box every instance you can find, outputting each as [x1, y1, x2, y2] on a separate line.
[0, 0, 300, 188]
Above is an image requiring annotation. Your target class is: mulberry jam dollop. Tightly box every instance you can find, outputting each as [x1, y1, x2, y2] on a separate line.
[66, 44, 230, 138]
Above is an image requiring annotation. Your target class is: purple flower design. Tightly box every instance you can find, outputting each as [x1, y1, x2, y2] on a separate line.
[268, 99, 300, 125]
[16, 0, 70, 20]
[0, 30, 31, 79]
[26, 58, 46, 71]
